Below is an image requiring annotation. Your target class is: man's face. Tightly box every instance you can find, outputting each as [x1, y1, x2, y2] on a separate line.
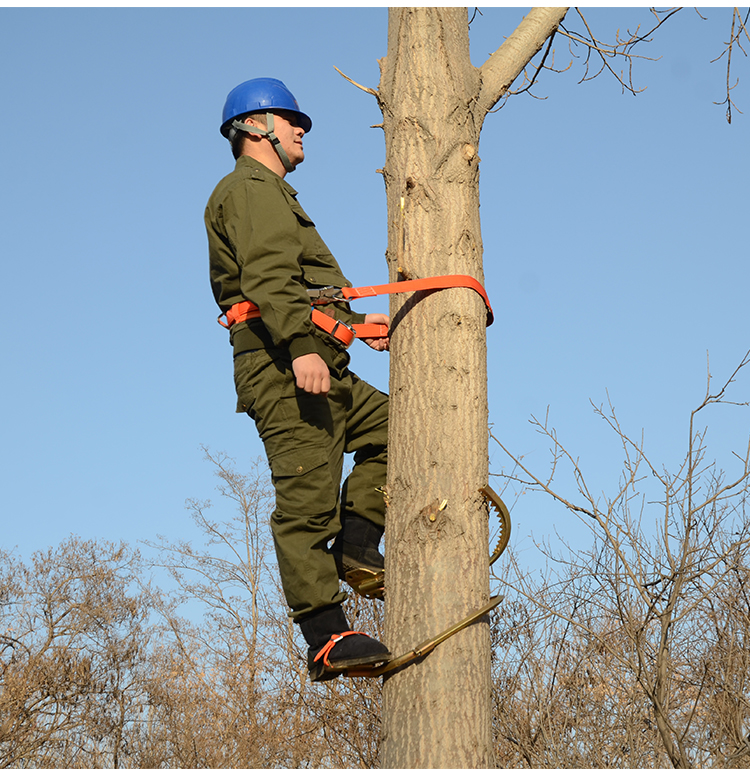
[269, 110, 306, 168]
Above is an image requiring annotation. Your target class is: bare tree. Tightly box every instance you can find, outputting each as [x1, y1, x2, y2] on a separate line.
[334, 7, 746, 766]
[0, 538, 153, 769]
[0, 454, 387, 768]
[490, 566, 661, 768]
[710, 7, 750, 123]
[371, 9, 570, 767]
[492, 352, 750, 768]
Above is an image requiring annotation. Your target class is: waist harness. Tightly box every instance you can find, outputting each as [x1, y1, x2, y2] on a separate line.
[218, 274, 494, 348]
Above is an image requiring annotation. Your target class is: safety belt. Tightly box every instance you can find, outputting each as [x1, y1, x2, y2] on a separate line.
[218, 274, 494, 348]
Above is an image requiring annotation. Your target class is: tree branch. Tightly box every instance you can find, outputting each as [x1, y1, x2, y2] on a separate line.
[333, 65, 379, 99]
[557, 8, 682, 95]
[712, 7, 750, 123]
[477, 7, 570, 115]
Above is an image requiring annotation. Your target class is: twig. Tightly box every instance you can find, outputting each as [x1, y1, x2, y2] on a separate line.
[712, 8, 750, 123]
[556, 8, 681, 95]
[333, 66, 379, 98]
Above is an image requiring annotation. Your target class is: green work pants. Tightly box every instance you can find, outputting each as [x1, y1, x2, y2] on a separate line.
[234, 345, 388, 620]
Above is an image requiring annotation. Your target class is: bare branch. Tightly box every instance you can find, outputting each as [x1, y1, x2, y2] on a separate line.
[503, 31, 569, 102]
[712, 7, 750, 123]
[333, 65, 379, 98]
[556, 8, 681, 95]
[477, 7, 570, 114]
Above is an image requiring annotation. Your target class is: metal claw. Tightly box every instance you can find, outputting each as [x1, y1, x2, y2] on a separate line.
[480, 485, 511, 565]
[346, 595, 504, 678]
[345, 569, 385, 600]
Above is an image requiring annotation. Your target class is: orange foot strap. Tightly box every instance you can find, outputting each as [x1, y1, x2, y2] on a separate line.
[313, 631, 367, 669]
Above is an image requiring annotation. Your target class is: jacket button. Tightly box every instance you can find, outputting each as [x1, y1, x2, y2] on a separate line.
[296, 465, 304, 474]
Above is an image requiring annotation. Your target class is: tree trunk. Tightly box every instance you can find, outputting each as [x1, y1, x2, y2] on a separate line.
[379, 8, 490, 768]
[377, 7, 568, 768]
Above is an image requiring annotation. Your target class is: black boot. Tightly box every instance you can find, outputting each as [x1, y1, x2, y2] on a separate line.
[298, 604, 390, 682]
[330, 515, 385, 599]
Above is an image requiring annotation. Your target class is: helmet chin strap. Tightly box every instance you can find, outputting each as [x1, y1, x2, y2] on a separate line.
[231, 112, 295, 173]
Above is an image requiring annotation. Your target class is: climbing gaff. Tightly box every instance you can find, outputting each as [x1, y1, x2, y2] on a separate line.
[480, 484, 511, 566]
[345, 595, 504, 678]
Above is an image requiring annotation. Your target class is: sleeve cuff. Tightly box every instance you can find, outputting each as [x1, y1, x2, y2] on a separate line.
[288, 335, 320, 360]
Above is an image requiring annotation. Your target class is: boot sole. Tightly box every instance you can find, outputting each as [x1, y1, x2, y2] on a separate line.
[309, 651, 392, 682]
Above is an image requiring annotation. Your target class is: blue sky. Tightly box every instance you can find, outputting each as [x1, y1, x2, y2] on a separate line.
[1, 8, 748, 576]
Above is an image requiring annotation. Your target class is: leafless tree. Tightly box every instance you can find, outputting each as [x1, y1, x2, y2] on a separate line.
[491, 352, 750, 768]
[331, 7, 749, 765]
[0, 538, 154, 769]
[710, 7, 750, 123]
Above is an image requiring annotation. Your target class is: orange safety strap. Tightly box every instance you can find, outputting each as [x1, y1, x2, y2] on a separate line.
[313, 631, 367, 668]
[217, 274, 492, 346]
[217, 302, 261, 329]
[340, 274, 494, 327]
[309, 308, 372, 347]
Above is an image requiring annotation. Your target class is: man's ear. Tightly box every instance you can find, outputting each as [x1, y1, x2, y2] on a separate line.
[244, 115, 267, 129]
[241, 116, 265, 141]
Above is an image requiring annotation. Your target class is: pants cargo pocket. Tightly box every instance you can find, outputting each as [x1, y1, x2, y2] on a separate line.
[269, 448, 339, 522]
[268, 447, 344, 616]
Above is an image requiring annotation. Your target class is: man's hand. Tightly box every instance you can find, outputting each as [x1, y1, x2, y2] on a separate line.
[292, 353, 331, 395]
[361, 313, 390, 352]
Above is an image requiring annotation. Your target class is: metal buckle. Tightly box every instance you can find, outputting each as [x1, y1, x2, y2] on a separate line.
[307, 286, 345, 305]
[329, 318, 355, 348]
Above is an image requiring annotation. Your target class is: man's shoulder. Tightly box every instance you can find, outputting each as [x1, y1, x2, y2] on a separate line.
[208, 157, 293, 208]
[210, 160, 265, 198]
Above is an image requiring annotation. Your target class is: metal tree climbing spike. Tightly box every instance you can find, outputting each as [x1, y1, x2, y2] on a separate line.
[344, 483, 512, 678]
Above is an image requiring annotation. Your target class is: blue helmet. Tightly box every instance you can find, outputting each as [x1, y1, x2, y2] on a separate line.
[220, 78, 312, 138]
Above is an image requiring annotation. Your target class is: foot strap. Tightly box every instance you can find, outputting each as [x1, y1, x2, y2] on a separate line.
[313, 631, 367, 669]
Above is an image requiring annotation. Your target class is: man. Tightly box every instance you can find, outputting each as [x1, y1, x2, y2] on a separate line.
[205, 78, 391, 681]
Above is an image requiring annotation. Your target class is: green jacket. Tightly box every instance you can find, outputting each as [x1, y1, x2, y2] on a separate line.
[205, 156, 365, 363]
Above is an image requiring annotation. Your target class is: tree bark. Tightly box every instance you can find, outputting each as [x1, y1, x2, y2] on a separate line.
[377, 7, 568, 768]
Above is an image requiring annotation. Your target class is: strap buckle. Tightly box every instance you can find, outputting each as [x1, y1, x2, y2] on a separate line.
[307, 286, 346, 305]
[328, 317, 356, 348]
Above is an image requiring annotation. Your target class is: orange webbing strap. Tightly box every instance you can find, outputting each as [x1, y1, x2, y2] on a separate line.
[310, 309, 357, 347]
[311, 310, 390, 345]
[217, 300, 261, 329]
[313, 631, 367, 668]
[217, 274, 492, 345]
[218, 302, 387, 346]
[352, 321, 391, 339]
[341, 274, 494, 327]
